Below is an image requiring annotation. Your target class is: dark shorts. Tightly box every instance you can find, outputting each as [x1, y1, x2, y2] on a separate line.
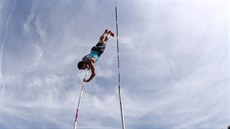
[91, 42, 106, 56]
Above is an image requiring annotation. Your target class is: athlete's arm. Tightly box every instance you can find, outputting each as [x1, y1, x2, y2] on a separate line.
[83, 59, 96, 82]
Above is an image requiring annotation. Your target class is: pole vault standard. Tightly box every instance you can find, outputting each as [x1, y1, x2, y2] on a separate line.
[73, 70, 88, 129]
[115, 0, 126, 129]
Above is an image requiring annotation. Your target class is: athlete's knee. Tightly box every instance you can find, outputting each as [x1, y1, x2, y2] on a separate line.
[104, 37, 108, 41]
[99, 36, 104, 42]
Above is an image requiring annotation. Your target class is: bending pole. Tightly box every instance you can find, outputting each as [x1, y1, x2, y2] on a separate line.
[115, 0, 126, 129]
[73, 70, 88, 129]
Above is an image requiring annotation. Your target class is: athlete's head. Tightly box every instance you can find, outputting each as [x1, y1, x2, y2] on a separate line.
[77, 61, 87, 70]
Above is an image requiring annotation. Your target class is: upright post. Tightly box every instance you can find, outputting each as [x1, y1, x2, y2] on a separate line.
[115, 1, 126, 129]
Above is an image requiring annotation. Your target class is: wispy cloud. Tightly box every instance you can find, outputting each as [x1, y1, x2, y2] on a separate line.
[0, 0, 16, 91]
[0, 0, 228, 129]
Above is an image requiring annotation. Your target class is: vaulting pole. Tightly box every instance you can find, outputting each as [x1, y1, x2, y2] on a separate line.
[73, 70, 88, 129]
[115, 0, 126, 129]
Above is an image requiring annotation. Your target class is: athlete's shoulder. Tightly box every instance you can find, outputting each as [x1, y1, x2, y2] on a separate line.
[88, 58, 95, 63]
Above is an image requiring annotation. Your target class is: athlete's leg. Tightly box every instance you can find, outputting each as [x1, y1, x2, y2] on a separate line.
[99, 30, 107, 41]
[103, 30, 114, 44]
[103, 34, 111, 44]
[99, 29, 109, 44]
[98, 29, 114, 44]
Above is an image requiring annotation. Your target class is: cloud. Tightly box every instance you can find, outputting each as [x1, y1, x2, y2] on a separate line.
[0, 0, 228, 129]
[113, 1, 228, 128]
[0, 0, 16, 90]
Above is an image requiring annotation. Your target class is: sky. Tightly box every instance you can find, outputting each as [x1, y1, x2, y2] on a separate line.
[0, 0, 229, 129]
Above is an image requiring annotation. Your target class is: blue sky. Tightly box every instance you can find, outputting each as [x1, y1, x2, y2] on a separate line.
[0, 0, 229, 129]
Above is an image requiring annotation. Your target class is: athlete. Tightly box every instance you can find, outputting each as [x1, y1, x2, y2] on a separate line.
[77, 29, 114, 82]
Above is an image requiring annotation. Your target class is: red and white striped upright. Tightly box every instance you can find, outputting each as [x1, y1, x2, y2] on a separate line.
[115, 0, 126, 129]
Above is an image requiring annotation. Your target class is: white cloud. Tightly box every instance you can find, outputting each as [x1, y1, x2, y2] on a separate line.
[0, 0, 228, 129]
[32, 44, 44, 66]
